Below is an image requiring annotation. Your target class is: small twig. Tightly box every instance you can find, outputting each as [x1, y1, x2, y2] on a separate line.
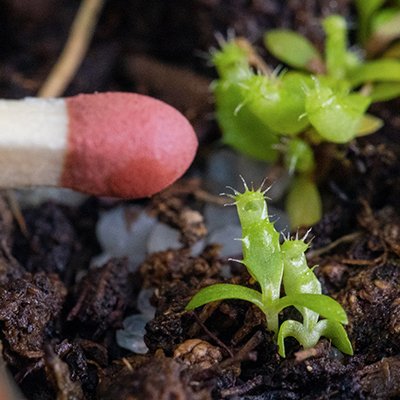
[194, 188, 228, 206]
[220, 375, 263, 398]
[235, 37, 272, 75]
[192, 312, 234, 358]
[5, 190, 29, 238]
[38, 0, 105, 98]
[307, 231, 362, 259]
[188, 301, 221, 337]
[121, 357, 134, 372]
[192, 330, 263, 381]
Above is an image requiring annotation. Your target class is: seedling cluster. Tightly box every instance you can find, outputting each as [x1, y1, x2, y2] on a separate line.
[187, 182, 353, 357]
[212, 11, 400, 227]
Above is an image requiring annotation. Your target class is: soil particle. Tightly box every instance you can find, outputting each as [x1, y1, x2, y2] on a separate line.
[54, 339, 102, 394]
[149, 182, 208, 247]
[97, 353, 212, 400]
[337, 262, 400, 358]
[346, 142, 400, 209]
[43, 345, 84, 400]
[0, 195, 14, 242]
[173, 338, 223, 369]
[12, 202, 79, 276]
[0, 243, 25, 287]
[67, 258, 132, 338]
[145, 280, 194, 354]
[358, 356, 400, 399]
[0, 272, 67, 359]
[309, 204, 356, 249]
[358, 203, 400, 258]
[140, 245, 221, 288]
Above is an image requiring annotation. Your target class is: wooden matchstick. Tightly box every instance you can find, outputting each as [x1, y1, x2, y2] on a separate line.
[0, 92, 198, 198]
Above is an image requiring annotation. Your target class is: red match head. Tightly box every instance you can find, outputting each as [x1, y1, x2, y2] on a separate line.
[62, 92, 198, 198]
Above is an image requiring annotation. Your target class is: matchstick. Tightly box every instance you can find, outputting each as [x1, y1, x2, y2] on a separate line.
[0, 92, 198, 198]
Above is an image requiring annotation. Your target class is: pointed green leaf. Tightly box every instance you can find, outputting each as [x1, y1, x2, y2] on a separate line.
[323, 15, 348, 80]
[276, 294, 348, 324]
[214, 80, 279, 162]
[370, 82, 400, 102]
[186, 283, 263, 310]
[277, 320, 305, 357]
[264, 29, 321, 70]
[306, 83, 371, 143]
[355, 0, 385, 44]
[284, 138, 315, 174]
[349, 59, 400, 87]
[356, 114, 384, 136]
[316, 319, 354, 355]
[383, 41, 400, 58]
[211, 40, 251, 81]
[368, 10, 400, 55]
[286, 176, 322, 228]
[239, 72, 311, 136]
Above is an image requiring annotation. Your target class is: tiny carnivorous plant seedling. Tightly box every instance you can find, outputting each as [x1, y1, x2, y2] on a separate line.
[278, 237, 353, 356]
[186, 182, 353, 357]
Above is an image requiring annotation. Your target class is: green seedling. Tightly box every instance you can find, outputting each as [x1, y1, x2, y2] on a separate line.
[186, 182, 352, 357]
[278, 237, 353, 357]
[211, 11, 400, 227]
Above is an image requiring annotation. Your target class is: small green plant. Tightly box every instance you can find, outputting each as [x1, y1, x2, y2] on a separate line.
[186, 182, 353, 357]
[211, 12, 400, 227]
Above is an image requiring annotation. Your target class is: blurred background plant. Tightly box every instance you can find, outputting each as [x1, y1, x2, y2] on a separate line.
[211, 1, 400, 228]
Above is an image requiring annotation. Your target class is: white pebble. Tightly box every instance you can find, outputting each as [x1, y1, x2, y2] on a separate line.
[96, 206, 156, 270]
[206, 148, 239, 193]
[137, 289, 156, 318]
[203, 203, 239, 233]
[122, 313, 150, 332]
[116, 329, 148, 354]
[207, 224, 243, 258]
[147, 223, 182, 253]
[206, 147, 290, 202]
[116, 313, 151, 354]
[89, 252, 112, 268]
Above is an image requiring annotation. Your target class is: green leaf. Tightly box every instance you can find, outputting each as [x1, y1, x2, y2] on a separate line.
[355, 0, 386, 44]
[383, 41, 400, 58]
[316, 319, 354, 355]
[285, 176, 322, 228]
[368, 9, 400, 55]
[277, 318, 353, 357]
[240, 72, 311, 135]
[277, 319, 305, 357]
[214, 80, 279, 162]
[349, 59, 400, 87]
[212, 40, 251, 81]
[323, 15, 348, 80]
[264, 29, 321, 70]
[370, 82, 400, 102]
[284, 138, 315, 174]
[356, 114, 384, 136]
[305, 82, 371, 143]
[186, 283, 263, 310]
[276, 294, 348, 324]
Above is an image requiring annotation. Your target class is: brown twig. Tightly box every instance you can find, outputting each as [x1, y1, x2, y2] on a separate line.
[38, 0, 105, 98]
[192, 311, 234, 358]
[5, 190, 29, 238]
[220, 375, 264, 398]
[307, 231, 362, 259]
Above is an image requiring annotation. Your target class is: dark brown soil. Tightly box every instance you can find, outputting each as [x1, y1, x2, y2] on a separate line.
[0, 1, 399, 399]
